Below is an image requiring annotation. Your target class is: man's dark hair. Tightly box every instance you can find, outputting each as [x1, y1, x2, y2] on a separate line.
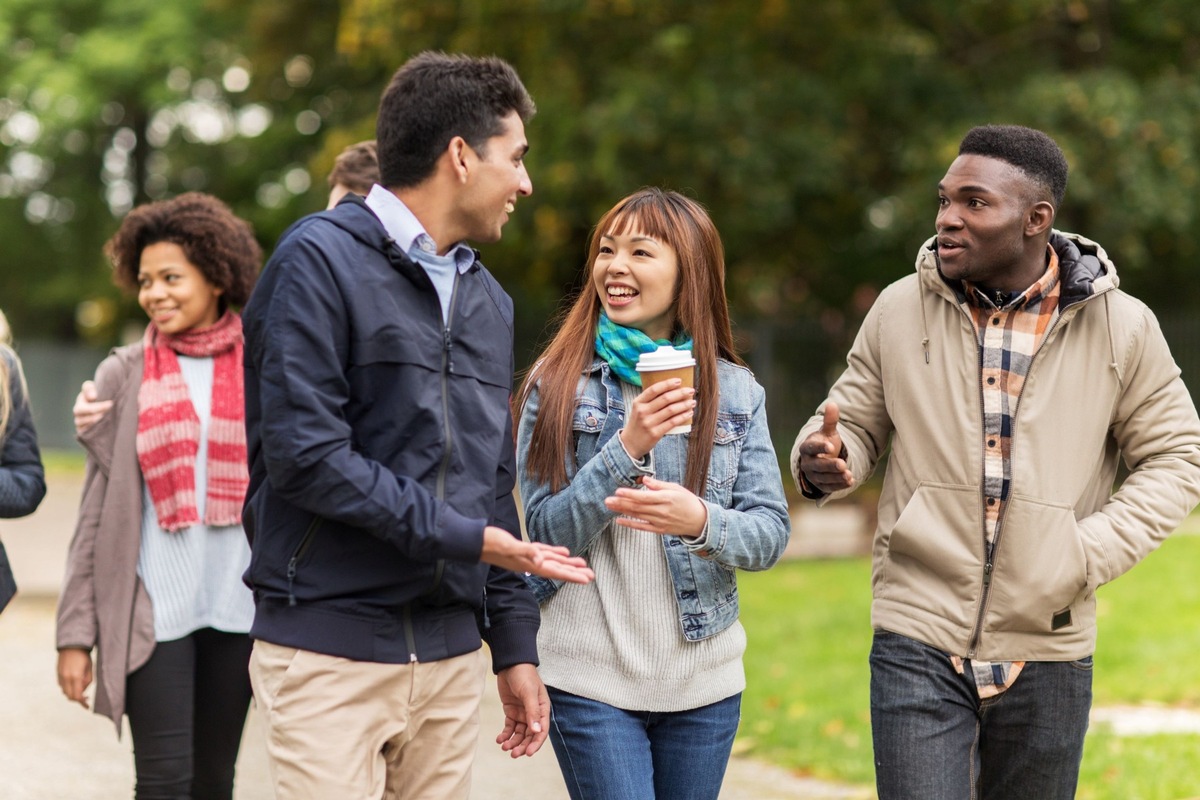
[958, 125, 1069, 209]
[328, 140, 379, 195]
[377, 52, 535, 189]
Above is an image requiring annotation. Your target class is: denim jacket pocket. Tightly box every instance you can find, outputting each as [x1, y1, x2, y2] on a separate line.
[571, 400, 608, 468]
[704, 411, 751, 505]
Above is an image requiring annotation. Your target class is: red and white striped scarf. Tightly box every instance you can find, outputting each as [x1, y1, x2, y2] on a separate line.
[136, 312, 248, 532]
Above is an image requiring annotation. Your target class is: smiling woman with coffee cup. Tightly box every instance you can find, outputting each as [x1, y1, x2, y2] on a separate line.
[515, 187, 791, 800]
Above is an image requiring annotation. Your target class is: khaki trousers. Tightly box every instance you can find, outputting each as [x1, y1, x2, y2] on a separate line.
[249, 640, 487, 800]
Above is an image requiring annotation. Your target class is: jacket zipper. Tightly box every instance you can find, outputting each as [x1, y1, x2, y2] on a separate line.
[286, 514, 324, 607]
[964, 298, 1089, 657]
[402, 270, 462, 661]
[431, 271, 460, 592]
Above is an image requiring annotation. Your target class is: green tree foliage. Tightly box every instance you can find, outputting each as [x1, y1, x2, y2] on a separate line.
[3, 0, 1199, 361]
[331, 0, 1200, 365]
[0, 0, 383, 341]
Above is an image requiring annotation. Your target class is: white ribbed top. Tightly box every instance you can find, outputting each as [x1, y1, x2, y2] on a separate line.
[137, 354, 255, 642]
[535, 382, 745, 711]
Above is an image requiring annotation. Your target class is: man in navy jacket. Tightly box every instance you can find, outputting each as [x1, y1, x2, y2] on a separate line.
[241, 52, 593, 799]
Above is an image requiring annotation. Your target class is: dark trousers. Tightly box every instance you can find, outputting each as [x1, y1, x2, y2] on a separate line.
[125, 627, 254, 800]
[869, 630, 1092, 800]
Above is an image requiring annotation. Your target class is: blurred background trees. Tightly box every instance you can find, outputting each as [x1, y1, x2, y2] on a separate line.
[4, 0, 1200, 446]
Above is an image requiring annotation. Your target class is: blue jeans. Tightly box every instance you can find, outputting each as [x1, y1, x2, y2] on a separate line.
[546, 686, 741, 800]
[870, 630, 1092, 800]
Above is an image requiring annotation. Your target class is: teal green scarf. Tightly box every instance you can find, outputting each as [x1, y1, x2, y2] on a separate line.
[594, 313, 693, 386]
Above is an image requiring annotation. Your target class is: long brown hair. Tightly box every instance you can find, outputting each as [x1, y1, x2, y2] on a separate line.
[517, 188, 743, 495]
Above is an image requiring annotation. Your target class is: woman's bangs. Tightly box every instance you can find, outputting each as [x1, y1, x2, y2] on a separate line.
[604, 197, 673, 245]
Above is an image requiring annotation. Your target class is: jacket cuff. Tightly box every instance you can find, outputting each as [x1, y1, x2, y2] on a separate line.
[483, 617, 540, 673]
[601, 432, 655, 488]
[682, 504, 717, 558]
[797, 467, 826, 500]
[436, 506, 486, 562]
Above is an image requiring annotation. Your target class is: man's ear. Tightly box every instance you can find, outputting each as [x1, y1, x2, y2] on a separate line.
[447, 136, 471, 184]
[1026, 200, 1055, 237]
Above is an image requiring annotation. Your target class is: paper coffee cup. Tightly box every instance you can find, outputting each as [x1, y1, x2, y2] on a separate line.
[636, 345, 696, 435]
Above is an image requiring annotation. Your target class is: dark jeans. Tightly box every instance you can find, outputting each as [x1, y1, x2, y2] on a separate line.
[546, 686, 741, 800]
[870, 630, 1092, 800]
[125, 628, 254, 800]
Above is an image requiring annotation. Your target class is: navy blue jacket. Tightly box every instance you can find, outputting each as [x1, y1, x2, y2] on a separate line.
[241, 195, 538, 671]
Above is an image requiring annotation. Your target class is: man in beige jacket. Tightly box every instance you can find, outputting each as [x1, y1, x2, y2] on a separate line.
[793, 125, 1200, 800]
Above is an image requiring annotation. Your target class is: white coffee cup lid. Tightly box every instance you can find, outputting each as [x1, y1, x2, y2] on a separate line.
[635, 344, 695, 371]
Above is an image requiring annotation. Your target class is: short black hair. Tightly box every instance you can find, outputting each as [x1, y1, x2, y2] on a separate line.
[105, 192, 261, 307]
[958, 125, 1068, 209]
[376, 51, 535, 189]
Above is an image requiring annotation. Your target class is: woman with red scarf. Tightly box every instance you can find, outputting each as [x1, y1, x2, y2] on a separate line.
[55, 193, 261, 800]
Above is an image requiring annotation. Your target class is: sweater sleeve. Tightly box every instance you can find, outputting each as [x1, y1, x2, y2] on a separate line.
[55, 350, 130, 650]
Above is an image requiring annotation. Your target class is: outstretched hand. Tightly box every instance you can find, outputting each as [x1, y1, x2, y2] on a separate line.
[798, 402, 854, 493]
[494, 663, 550, 758]
[480, 527, 595, 584]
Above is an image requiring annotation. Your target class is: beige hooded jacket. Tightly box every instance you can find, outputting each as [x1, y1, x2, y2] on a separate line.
[792, 231, 1200, 661]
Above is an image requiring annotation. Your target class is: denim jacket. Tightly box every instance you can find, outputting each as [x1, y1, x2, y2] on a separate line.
[517, 357, 790, 641]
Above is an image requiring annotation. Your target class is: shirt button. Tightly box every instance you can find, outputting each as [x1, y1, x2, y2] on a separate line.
[992, 317, 1001, 325]
[987, 377, 996, 385]
[988, 439, 996, 447]
[987, 497, 997, 506]
[586, 415, 597, 426]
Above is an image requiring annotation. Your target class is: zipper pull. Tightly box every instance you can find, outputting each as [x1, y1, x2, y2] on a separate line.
[286, 558, 298, 606]
[983, 561, 994, 587]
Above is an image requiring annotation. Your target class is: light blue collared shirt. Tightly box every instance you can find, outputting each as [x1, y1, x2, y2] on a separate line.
[364, 184, 475, 324]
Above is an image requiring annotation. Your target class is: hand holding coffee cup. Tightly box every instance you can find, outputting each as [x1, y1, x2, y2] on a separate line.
[636, 346, 696, 435]
[617, 346, 698, 460]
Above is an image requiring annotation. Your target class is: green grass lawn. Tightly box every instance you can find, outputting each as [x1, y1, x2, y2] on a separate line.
[738, 534, 1200, 799]
[41, 447, 86, 475]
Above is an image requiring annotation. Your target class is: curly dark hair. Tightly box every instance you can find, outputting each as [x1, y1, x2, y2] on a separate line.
[377, 51, 535, 189]
[958, 125, 1069, 209]
[105, 192, 261, 307]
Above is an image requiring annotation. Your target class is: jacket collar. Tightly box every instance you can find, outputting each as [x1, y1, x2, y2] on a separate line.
[915, 229, 1117, 310]
[322, 194, 483, 275]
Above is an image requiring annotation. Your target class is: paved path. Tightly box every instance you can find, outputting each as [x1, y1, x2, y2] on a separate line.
[0, 472, 872, 799]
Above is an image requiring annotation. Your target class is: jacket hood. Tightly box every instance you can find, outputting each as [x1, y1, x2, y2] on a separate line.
[317, 193, 482, 267]
[915, 229, 1118, 308]
[319, 193, 393, 252]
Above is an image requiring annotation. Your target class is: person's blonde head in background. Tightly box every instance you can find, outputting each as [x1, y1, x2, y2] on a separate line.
[326, 140, 380, 209]
[0, 307, 30, 445]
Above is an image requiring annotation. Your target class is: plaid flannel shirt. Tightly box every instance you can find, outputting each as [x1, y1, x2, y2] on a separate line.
[950, 246, 1062, 697]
